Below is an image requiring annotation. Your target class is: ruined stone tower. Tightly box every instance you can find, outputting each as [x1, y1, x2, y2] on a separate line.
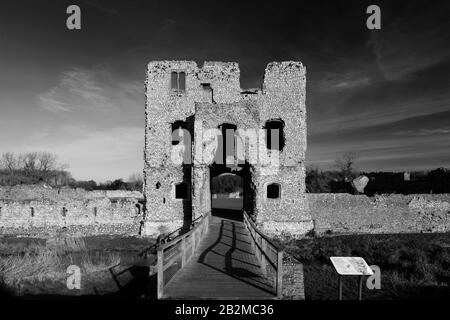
[143, 61, 313, 238]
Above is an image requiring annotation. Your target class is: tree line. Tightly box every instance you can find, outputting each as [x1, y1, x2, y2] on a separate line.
[2, 151, 449, 195]
[306, 153, 450, 195]
[0, 152, 143, 191]
[0, 152, 71, 186]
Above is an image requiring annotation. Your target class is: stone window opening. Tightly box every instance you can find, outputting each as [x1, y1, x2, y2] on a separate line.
[264, 119, 285, 151]
[267, 183, 281, 199]
[216, 123, 237, 166]
[156, 182, 161, 189]
[175, 182, 189, 199]
[62, 207, 67, 217]
[135, 204, 141, 215]
[171, 71, 186, 94]
[171, 121, 188, 146]
[202, 83, 214, 103]
[31, 207, 35, 217]
[171, 120, 192, 165]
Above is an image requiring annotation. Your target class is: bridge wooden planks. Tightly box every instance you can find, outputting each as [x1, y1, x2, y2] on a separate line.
[163, 215, 276, 299]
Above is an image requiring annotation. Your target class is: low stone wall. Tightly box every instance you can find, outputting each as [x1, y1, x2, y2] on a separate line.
[308, 193, 450, 235]
[2, 185, 449, 237]
[0, 185, 144, 237]
[0, 185, 143, 202]
[282, 253, 305, 299]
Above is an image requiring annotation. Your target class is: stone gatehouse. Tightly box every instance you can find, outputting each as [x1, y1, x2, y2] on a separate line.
[142, 60, 313, 237]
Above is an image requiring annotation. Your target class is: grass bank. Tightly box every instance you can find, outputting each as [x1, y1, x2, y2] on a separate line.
[0, 234, 155, 297]
[278, 232, 450, 299]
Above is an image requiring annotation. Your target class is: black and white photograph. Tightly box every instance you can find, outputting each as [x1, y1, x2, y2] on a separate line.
[0, 0, 449, 316]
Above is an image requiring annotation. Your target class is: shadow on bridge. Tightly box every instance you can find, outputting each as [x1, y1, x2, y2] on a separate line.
[191, 208, 274, 297]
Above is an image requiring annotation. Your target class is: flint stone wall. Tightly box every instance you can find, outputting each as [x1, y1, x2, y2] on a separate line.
[1, 188, 450, 237]
[282, 253, 305, 299]
[0, 185, 143, 237]
[0, 185, 143, 201]
[144, 60, 309, 237]
[308, 193, 450, 234]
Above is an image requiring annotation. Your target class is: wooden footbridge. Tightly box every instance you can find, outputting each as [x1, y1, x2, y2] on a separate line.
[155, 210, 284, 299]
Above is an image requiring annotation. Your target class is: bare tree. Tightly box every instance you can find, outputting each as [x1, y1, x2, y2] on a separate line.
[334, 152, 358, 181]
[128, 172, 144, 192]
[128, 172, 143, 182]
[52, 170, 73, 186]
[0, 151, 70, 186]
[37, 152, 58, 172]
[1, 152, 17, 171]
[22, 152, 38, 173]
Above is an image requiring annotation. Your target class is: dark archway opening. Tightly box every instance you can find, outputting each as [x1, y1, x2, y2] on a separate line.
[208, 123, 255, 221]
[211, 169, 243, 221]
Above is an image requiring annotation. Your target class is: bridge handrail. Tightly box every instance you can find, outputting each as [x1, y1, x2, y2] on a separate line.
[139, 214, 204, 258]
[157, 212, 211, 299]
[243, 210, 283, 298]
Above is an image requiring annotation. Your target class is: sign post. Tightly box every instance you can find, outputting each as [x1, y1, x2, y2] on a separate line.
[330, 257, 374, 300]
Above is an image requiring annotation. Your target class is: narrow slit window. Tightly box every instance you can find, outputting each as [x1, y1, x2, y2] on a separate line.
[171, 72, 178, 90]
[178, 72, 186, 91]
[175, 182, 188, 199]
[267, 183, 280, 199]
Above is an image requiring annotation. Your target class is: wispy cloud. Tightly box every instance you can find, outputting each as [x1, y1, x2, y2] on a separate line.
[38, 67, 142, 115]
[368, 5, 450, 81]
[31, 66, 145, 180]
[317, 71, 371, 92]
[309, 96, 450, 136]
[395, 126, 450, 136]
[39, 88, 71, 112]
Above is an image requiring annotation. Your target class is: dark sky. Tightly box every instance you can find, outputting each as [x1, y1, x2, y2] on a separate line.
[0, 0, 449, 181]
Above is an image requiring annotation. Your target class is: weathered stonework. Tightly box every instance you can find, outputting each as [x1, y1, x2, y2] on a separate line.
[143, 60, 311, 237]
[1, 186, 449, 238]
[308, 193, 450, 235]
[282, 253, 305, 299]
[0, 185, 143, 237]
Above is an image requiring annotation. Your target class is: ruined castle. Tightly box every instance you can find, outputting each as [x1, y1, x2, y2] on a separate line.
[142, 61, 314, 237]
[1, 62, 449, 238]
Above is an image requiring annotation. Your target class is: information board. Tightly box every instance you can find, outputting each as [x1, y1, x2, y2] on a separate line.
[330, 257, 374, 276]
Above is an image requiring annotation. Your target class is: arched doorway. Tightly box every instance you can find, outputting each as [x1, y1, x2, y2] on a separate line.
[206, 122, 256, 221]
[211, 172, 243, 221]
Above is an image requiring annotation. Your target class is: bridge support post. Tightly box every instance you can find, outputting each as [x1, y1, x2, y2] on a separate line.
[181, 238, 187, 266]
[157, 249, 164, 299]
[276, 251, 283, 299]
[256, 234, 261, 261]
[261, 239, 267, 275]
